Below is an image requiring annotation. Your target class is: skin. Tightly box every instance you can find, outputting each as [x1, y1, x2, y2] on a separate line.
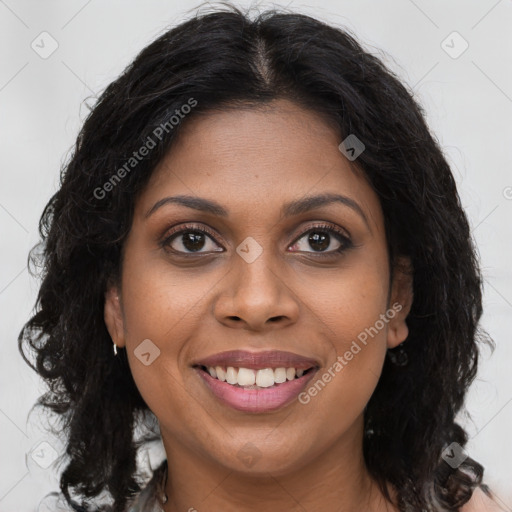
[104, 99, 415, 511]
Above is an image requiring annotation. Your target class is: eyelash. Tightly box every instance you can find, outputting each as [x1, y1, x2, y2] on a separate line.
[159, 222, 353, 258]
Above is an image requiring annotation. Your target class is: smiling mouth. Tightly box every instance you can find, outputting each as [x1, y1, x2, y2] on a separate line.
[194, 364, 317, 389]
[193, 363, 319, 413]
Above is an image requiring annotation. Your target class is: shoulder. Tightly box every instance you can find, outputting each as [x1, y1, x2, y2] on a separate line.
[460, 486, 509, 512]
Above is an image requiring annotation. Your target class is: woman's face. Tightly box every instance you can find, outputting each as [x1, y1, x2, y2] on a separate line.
[104, 99, 412, 477]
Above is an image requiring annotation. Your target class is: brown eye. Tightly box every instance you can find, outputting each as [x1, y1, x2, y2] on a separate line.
[161, 224, 223, 254]
[289, 223, 353, 256]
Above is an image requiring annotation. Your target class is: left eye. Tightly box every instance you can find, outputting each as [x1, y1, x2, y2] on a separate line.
[289, 225, 352, 254]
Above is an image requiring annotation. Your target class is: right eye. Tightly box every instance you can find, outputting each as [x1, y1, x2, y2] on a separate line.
[160, 224, 224, 254]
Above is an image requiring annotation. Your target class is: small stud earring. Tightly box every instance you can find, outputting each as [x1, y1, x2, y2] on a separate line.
[113, 343, 118, 356]
[387, 342, 408, 366]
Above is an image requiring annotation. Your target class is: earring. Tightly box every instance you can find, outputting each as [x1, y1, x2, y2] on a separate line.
[387, 342, 408, 366]
[113, 343, 118, 356]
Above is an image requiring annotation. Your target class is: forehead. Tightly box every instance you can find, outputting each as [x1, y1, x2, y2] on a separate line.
[136, 99, 383, 233]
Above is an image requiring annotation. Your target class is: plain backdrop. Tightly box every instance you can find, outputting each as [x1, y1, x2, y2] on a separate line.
[1, 1, 511, 510]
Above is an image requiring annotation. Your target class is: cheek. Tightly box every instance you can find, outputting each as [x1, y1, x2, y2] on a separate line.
[298, 249, 390, 348]
[118, 250, 214, 415]
[295, 250, 390, 417]
[308, 282, 389, 408]
[120, 240, 222, 343]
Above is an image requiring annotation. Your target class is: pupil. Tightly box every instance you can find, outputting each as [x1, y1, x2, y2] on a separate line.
[309, 231, 329, 251]
[183, 232, 205, 252]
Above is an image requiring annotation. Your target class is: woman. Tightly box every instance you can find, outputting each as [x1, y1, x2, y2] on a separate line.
[19, 4, 505, 511]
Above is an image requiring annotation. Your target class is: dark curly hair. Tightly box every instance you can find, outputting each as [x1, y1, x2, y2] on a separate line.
[19, 3, 496, 511]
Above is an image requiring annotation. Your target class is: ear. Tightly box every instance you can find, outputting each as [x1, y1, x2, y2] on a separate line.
[104, 283, 126, 348]
[386, 256, 414, 349]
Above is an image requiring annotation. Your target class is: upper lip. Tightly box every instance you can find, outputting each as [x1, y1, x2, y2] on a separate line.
[192, 350, 320, 370]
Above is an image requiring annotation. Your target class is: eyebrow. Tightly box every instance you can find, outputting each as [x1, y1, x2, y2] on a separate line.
[144, 193, 370, 229]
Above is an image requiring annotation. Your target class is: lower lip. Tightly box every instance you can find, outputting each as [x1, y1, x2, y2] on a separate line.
[194, 367, 318, 413]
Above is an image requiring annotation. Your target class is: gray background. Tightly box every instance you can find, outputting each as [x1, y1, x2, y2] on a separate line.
[1, 1, 511, 510]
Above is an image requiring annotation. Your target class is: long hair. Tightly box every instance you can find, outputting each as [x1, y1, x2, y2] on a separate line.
[19, 4, 494, 510]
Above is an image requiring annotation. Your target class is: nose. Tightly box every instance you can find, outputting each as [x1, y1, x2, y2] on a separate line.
[213, 247, 300, 331]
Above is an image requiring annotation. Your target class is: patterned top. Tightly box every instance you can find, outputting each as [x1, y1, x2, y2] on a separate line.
[44, 460, 169, 512]
[125, 460, 168, 512]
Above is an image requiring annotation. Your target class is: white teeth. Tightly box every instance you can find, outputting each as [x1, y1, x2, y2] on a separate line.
[256, 368, 275, 387]
[205, 366, 311, 387]
[274, 367, 287, 383]
[215, 366, 226, 382]
[225, 366, 238, 385]
[237, 367, 256, 386]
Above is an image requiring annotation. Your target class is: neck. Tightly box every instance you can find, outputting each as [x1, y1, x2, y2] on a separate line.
[160, 416, 397, 512]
